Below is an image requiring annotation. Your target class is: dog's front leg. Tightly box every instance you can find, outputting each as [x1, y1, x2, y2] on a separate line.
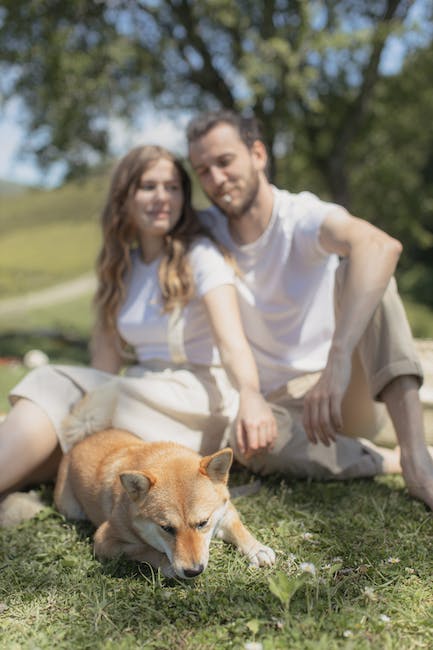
[122, 543, 175, 578]
[94, 520, 124, 558]
[215, 502, 276, 568]
[93, 521, 174, 577]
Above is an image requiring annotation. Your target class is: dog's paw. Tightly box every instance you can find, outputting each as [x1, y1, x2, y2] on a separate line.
[247, 543, 276, 568]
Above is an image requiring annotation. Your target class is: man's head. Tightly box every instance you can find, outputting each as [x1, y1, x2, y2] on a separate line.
[187, 110, 269, 220]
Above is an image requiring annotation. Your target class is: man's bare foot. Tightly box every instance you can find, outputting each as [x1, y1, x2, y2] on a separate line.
[364, 443, 433, 509]
[399, 447, 433, 510]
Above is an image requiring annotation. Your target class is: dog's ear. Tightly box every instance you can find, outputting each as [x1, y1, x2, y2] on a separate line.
[120, 471, 156, 502]
[200, 447, 233, 484]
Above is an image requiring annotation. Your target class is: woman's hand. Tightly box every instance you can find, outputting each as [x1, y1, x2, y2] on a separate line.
[236, 387, 277, 458]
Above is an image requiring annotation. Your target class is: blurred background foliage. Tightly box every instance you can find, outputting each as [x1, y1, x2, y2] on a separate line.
[0, 0, 432, 312]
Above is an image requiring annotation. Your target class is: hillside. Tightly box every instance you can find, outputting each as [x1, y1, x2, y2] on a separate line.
[0, 178, 33, 196]
[0, 171, 109, 298]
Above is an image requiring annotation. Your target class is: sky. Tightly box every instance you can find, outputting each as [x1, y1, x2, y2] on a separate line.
[0, 101, 189, 188]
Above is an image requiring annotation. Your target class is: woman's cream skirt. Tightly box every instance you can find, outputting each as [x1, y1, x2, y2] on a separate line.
[9, 360, 239, 456]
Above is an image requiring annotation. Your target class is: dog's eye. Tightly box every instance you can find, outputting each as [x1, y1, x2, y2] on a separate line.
[160, 524, 176, 535]
[196, 520, 209, 530]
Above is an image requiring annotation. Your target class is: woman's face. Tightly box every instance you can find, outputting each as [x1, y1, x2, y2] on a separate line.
[131, 158, 184, 238]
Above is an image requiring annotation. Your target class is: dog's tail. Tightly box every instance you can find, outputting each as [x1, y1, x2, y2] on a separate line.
[62, 380, 118, 448]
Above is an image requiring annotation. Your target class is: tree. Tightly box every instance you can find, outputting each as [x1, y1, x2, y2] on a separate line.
[350, 42, 433, 306]
[1, 0, 430, 189]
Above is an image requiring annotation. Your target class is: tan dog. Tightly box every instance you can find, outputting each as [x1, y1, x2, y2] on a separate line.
[54, 428, 275, 579]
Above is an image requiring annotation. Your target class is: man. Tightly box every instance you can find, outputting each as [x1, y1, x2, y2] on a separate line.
[187, 109, 433, 509]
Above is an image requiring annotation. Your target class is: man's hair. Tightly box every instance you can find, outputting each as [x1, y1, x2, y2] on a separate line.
[186, 109, 265, 150]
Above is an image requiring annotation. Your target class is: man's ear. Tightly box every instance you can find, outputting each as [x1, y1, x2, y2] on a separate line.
[200, 447, 233, 484]
[119, 471, 156, 502]
[251, 139, 268, 173]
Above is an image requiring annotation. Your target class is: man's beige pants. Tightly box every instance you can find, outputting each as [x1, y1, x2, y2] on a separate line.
[231, 264, 423, 480]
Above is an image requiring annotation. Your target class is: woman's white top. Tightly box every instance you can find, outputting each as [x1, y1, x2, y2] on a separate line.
[117, 237, 235, 366]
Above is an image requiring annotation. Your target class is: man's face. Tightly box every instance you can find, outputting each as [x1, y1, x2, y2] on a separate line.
[188, 123, 266, 219]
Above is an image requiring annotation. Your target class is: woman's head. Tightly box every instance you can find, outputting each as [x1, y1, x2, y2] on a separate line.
[102, 145, 195, 248]
[94, 145, 206, 334]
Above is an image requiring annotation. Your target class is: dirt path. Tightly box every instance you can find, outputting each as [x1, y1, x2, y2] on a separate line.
[0, 273, 96, 317]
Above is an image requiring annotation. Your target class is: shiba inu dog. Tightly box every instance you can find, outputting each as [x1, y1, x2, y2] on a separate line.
[54, 428, 275, 579]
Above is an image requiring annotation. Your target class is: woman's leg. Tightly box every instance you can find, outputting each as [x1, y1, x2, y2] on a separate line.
[0, 398, 61, 495]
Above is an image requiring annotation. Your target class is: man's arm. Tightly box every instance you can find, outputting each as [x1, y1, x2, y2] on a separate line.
[303, 208, 402, 445]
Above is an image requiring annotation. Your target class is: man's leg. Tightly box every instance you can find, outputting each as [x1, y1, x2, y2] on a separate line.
[232, 270, 430, 488]
[336, 262, 433, 506]
[381, 375, 433, 508]
[230, 391, 399, 481]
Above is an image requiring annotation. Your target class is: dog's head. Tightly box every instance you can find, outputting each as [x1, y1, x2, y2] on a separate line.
[119, 447, 233, 579]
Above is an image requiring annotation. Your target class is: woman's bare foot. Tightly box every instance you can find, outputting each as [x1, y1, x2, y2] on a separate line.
[377, 446, 402, 474]
[0, 491, 45, 527]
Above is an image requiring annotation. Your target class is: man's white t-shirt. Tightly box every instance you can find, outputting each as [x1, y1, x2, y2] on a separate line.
[117, 238, 235, 366]
[199, 187, 340, 393]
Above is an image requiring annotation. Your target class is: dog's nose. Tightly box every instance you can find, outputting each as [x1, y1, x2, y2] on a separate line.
[183, 564, 204, 578]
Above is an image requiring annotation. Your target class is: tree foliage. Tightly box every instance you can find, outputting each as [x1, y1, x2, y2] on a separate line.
[0, 0, 432, 304]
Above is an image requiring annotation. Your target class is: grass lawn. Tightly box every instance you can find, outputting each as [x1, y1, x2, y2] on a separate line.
[1, 474, 433, 649]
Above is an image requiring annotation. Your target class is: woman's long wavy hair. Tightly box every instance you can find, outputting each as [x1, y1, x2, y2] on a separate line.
[94, 145, 213, 334]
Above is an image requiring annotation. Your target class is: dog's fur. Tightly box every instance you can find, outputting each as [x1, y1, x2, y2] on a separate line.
[55, 417, 275, 578]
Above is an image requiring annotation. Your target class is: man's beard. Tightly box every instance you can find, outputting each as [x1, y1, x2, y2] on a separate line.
[215, 170, 260, 220]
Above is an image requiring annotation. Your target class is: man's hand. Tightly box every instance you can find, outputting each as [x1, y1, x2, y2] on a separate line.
[236, 388, 277, 458]
[303, 350, 352, 446]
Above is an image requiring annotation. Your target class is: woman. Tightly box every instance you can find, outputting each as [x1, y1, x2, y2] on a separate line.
[0, 145, 276, 499]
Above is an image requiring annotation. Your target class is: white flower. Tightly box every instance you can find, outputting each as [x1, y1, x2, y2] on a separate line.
[299, 562, 316, 576]
[386, 557, 400, 564]
[244, 643, 263, 650]
[363, 587, 377, 601]
[343, 630, 353, 638]
[301, 532, 314, 541]
[379, 614, 391, 623]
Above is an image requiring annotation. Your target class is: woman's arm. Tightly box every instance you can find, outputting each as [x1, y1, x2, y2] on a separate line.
[90, 319, 124, 374]
[202, 283, 277, 458]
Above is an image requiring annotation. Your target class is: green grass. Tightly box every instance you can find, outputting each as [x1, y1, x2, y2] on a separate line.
[0, 220, 99, 297]
[1, 476, 433, 649]
[0, 175, 105, 297]
[0, 293, 94, 334]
